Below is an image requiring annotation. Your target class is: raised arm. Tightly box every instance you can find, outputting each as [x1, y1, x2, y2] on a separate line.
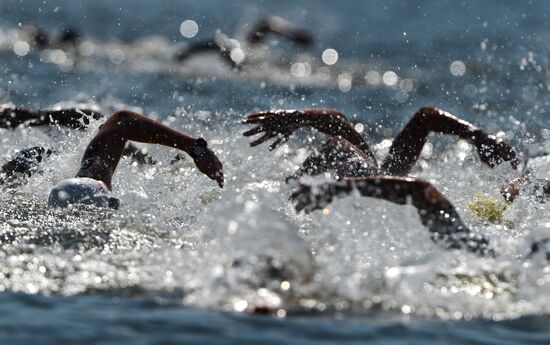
[291, 176, 495, 256]
[76, 110, 223, 189]
[381, 107, 518, 176]
[247, 16, 313, 46]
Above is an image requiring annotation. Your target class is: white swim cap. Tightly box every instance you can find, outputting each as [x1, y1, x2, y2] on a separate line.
[48, 177, 112, 208]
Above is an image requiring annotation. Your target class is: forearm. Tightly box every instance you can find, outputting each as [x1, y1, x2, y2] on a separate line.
[299, 109, 368, 148]
[0, 108, 38, 128]
[414, 107, 483, 142]
[102, 111, 197, 154]
[37, 109, 102, 129]
[342, 177, 492, 255]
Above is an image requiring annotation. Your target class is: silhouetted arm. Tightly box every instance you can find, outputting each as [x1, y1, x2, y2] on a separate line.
[1, 107, 102, 129]
[291, 176, 495, 256]
[76, 110, 223, 189]
[382, 107, 518, 175]
[243, 108, 374, 157]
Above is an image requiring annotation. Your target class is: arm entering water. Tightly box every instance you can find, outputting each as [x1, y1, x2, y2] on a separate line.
[75, 110, 224, 189]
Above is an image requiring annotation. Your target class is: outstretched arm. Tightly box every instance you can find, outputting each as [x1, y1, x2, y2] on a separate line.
[381, 107, 518, 176]
[76, 110, 224, 189]
[1, 107, 102, 129]
[243, 108, 376, 159]
[291, 176, 494, 256]
[247, 16, 313, 46]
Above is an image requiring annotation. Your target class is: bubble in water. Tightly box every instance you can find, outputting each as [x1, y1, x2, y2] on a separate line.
[450, 60, 466, 76]
[399, 79, 414, 93]
[338, 73, 352, 92]
[13, 41, 30, 56]
[365, 70, 381, 85]
[322, 48, 338, 65]
[180, 20, 199, 38]
[463, 84, 477, 97]
[382, 71, 398, 86]
[290, 62, 311, 78]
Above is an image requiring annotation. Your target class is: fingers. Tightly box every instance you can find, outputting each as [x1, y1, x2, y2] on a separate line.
[250, 133, 274, 147]
[216, 171, 224, 188]
[243, 110, 299, 124]
[269, 135, 288, 151]
[243, 126, 264, 137]
[242, 112, 273, 124]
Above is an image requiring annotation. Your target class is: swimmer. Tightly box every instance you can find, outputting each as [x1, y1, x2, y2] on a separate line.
[243, 106, 520, 255]
[175, 16, 313, 67]
[1, 107, 157, 183]
[22, 25, 80, 49]
[47, 110, 224, 208]
[1, 144, 156, 185]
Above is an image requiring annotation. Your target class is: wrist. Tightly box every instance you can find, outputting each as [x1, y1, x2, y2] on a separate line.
[470, 129, 486, 146]
[189, 137, 208, 159]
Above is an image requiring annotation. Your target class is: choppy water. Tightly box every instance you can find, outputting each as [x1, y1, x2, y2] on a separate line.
[1, 0, 550, 343]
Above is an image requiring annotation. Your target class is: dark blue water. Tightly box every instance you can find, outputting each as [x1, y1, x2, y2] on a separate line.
[1, 292, 549, 345]
[1, 1, 550, 343]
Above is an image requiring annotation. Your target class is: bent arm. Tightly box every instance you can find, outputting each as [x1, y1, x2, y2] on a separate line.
[76, 110, 223, 188]
[292, 176, 494, 256]
[382, 107, 517, 175]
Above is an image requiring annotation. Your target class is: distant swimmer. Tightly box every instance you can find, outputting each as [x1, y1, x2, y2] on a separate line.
[22, 25, 80, 49]
[175, 16, 314, 67]
[243, 106, 523, 256]
[47, 110, 223, 208]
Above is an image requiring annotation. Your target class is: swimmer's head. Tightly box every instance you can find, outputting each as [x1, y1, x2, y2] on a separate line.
[48, 177, 118, 209]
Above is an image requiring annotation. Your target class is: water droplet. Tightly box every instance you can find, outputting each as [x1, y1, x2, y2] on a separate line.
[180, 20, 199, 38]
[13, 41, 30, 56]
[321, 48, 338, 65]
[450, 60, 466, 76]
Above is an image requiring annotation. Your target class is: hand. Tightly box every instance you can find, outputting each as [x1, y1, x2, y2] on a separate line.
[242, 110, 302, 150]
[191, 138, 224, 188]
[474, 134, 518, 169]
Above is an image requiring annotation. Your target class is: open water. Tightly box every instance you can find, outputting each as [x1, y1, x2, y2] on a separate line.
[1, 1, 549, 343]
